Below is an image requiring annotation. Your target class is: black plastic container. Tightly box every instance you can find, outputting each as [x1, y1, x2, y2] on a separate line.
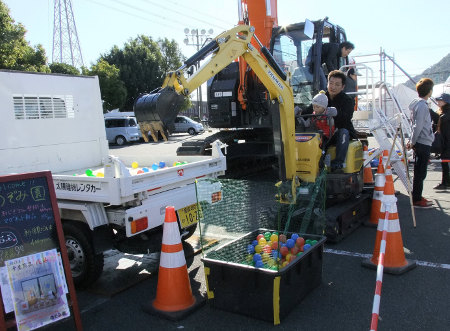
[202, 229, 326, 325]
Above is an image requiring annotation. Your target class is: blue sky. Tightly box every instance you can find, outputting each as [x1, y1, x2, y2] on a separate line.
[4, 0, 450, 84]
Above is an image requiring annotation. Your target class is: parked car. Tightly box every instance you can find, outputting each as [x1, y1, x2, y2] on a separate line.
[173, 116, 204, 135]
[104, 116, 141, 145]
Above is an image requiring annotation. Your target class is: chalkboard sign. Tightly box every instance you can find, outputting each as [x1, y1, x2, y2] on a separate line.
[0, 173, 58, 266]
[0, 171, 82, 330]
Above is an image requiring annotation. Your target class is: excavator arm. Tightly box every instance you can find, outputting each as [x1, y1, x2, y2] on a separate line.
[136, 25, 297, 181]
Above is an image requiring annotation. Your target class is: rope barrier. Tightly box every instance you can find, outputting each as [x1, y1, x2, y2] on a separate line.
[369, 210, 390, 331]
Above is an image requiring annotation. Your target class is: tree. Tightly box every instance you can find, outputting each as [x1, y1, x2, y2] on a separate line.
[0, 1, 49, 72]
[159, 38, 184, 76]
[86, 60, 127, 112]
[50, 62, 80, 75]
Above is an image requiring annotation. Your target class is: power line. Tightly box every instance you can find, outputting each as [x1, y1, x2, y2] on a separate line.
[138, 0, 228, 31]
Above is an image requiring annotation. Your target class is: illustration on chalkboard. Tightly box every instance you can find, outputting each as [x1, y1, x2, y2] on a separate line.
[0, 231, 18, 249]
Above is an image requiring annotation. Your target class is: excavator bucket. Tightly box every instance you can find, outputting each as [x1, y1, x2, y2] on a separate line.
[134, 87, 185, 135]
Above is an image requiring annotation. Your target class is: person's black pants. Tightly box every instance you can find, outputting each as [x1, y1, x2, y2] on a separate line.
[442, 161, 450, 185]
[412, 143, 431, 202]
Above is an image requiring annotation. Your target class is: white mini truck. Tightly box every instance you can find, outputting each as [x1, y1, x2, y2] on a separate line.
[0, 70, 226, 287]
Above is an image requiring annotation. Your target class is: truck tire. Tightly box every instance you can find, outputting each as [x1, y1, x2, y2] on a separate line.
[115, 135, 126, 146]
[63, 222, 104, 288]
[180, 223, 197, 240]
[188, 128, 196, 135]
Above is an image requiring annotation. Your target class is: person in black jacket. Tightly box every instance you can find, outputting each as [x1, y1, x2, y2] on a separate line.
[326, 70, 357, 171]
[306, 41, 355, 90]
[301, 70, 357, 171]
[434, 93, 450, 190]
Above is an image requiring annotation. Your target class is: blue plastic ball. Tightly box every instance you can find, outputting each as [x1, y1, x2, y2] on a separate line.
[255, 260, 264, 268]
[253, 253, 262, 262]
[159, 161, 166, 168]
[152, 163, 158, 170]
[247, 244, 255, 254]
[303, 244, 311, 251]
[142, 167, 149, 173]
[291, 233, 299, 242]
[286, 238, 295, 249]
[252, 240, 258, 247]
[371, 159, 379, 167]
[272, 250, 281, 259]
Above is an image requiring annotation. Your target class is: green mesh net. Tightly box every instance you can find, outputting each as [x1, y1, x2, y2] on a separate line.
[195, 169, 328, 271]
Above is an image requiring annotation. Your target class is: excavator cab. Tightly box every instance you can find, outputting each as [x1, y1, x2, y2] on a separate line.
[270, 18, 348, 110]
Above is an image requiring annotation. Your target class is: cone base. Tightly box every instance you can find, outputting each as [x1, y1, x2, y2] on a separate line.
[143, 293, 205, 321]
[361, 258, 417, 275]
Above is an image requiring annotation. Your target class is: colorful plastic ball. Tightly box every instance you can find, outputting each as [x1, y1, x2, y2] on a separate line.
[280, 246, 289, 256]
[264, 231, 271, 241]
[270, 233, 278, 242]
[131, 161, 139, 169]
[152, 163, 159, 170]
[247, 244, 255, 254]
[286, 238, 295, 249]
[96, 172, 104, 177]
[181, 161, 188, 165]
[137, 170, 144, 174]
[261, 253, 270, 263]
[142, 167, 149, 173]
[85, 169, 93, 176]
[258, 238, 267, 246]
[263, 245, 272, 254]
[305, 239, 312, 245]
[291, 233, 299, 242]
[296, 237, 305, 247]
[253, 253, 262, 262]
[256, 234, 264, 242]
[311, 240, 318, 245]
[285, 253, 292, 262]
[271, 241, 279, 250]
[279, 234, 287, 243]
[303, 244, 311, 251]
[291, 246, 300, 255]
[254, 245, 262, 253]
[246, 254, 254, 263]
[159, 161, 166, 168]
[267, 258, 275, 267]
[252, 240, 258, 247]
[282, 261, 289, 268]
[255, 260, 264, 268]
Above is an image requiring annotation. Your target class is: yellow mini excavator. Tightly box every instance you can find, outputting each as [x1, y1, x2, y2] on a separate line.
[134, 25, 371, 241]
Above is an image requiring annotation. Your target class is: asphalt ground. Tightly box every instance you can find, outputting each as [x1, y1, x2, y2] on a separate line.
[44, 133, 450, 331]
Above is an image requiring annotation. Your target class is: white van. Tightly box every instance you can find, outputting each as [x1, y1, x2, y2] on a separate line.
[104, 116, 141, 145]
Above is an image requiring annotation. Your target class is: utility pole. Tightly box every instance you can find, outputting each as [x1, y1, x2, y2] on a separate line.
[52, 0, 84, 68]
[183, 28, 213, 119]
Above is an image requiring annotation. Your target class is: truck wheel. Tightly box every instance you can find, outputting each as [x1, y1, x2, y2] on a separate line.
[63, 222, 104, 288]
[115, 135, 126, 146]
[180, 223, 198, 240]
[188, 128, 196, 135]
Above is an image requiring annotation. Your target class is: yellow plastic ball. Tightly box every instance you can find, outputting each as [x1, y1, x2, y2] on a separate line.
[132, 162, 139, 169]
[261, 253, 270, 262]
[258, 238, 267, 246]
[96, 172, 104, 177]
[254, 244, 262, 253]
[270, 234, 278, 242]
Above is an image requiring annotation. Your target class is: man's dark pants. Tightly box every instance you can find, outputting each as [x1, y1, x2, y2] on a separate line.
[412, 142, 431, 202]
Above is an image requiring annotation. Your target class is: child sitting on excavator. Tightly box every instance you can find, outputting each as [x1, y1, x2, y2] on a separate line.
[296, 91, 337, 146]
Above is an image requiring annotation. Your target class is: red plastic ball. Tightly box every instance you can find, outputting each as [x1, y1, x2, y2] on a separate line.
[280, 246, 289, 256]
[296, 237, 305, 247]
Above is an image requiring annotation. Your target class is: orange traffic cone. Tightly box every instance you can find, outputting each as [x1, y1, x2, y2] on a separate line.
[382, 149, 389, 168]
[143, 206, 203, 320]
[362, 167, 416, 274]
[367, 156, 385, 227]
[363, 145, 374, 187]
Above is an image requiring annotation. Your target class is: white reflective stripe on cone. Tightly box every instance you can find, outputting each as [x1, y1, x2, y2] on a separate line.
[160, 250, 186, 268]
[162, 222, 181, 245]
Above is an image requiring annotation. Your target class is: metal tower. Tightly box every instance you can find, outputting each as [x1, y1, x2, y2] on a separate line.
[52, 0, 84, 68]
